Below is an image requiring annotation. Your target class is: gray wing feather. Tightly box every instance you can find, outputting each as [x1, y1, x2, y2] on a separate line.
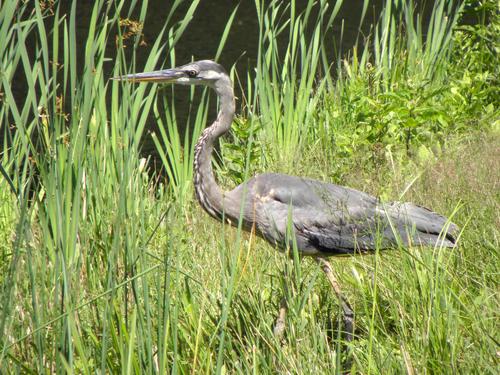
[243, 173, 457, 255]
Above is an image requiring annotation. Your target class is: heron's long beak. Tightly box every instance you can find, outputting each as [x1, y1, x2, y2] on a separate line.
[112, 69, 184, 83]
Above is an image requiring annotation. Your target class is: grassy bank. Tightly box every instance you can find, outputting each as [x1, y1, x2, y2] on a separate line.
[0, 0, 498, 373]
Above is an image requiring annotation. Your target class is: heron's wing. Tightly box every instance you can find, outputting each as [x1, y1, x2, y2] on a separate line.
[248, 173, 457, 255]
[250, 173, 383, 254]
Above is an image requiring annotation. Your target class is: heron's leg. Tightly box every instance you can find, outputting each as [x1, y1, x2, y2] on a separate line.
[273, 297, 287, 339]
[316, 257, 354, 342]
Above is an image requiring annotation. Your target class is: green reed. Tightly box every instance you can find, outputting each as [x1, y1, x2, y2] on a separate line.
[0, 0, 497, 373]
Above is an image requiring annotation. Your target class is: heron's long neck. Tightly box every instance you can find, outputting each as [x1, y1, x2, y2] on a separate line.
[193, 80, 235, 220]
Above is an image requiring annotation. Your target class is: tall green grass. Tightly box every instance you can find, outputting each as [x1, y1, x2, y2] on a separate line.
[152, 2, 238, 203]
[250, 0, 342, 161]
[0, 0, 498, 373]
[0, 0, 203, 372]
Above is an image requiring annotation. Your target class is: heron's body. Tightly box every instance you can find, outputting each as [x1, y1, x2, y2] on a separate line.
[117, 59, 458, 341]
[179, 60, 457, 255]
[203, 171, 456, 255]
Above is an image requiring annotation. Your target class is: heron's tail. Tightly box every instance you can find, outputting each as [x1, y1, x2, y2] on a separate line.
[385, 202, 459, 248]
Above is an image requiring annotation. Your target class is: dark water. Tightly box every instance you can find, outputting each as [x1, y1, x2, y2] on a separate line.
[134, 0, 385, 72]
[11, 0, 469, 158]
[128, 0, 388, 156]
[137, 0, 385, 154]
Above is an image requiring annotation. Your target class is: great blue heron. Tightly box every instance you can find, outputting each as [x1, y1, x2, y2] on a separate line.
[115, 60, 458, 341]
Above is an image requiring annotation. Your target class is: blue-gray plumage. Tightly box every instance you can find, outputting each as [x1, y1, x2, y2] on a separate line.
[227, 172, 458, 256]
[115, 59, 458, 341]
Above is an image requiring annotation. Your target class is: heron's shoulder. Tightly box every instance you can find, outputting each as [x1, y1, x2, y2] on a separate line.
[252, 173, 307, 190]
[250, 172, 377, 207]
[250, 173, 324, 205]
[252, 173, 342, 192]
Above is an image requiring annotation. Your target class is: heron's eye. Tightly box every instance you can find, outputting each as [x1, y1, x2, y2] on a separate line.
[186, 70, 197, 77]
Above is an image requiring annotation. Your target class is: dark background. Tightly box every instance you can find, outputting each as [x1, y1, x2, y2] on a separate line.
[9, 1, 475, 157]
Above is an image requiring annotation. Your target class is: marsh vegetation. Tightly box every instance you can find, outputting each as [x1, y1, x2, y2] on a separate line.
[0, 0, 498, 373]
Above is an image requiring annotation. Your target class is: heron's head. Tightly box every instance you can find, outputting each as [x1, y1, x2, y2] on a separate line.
[113, 60, 229, 88]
